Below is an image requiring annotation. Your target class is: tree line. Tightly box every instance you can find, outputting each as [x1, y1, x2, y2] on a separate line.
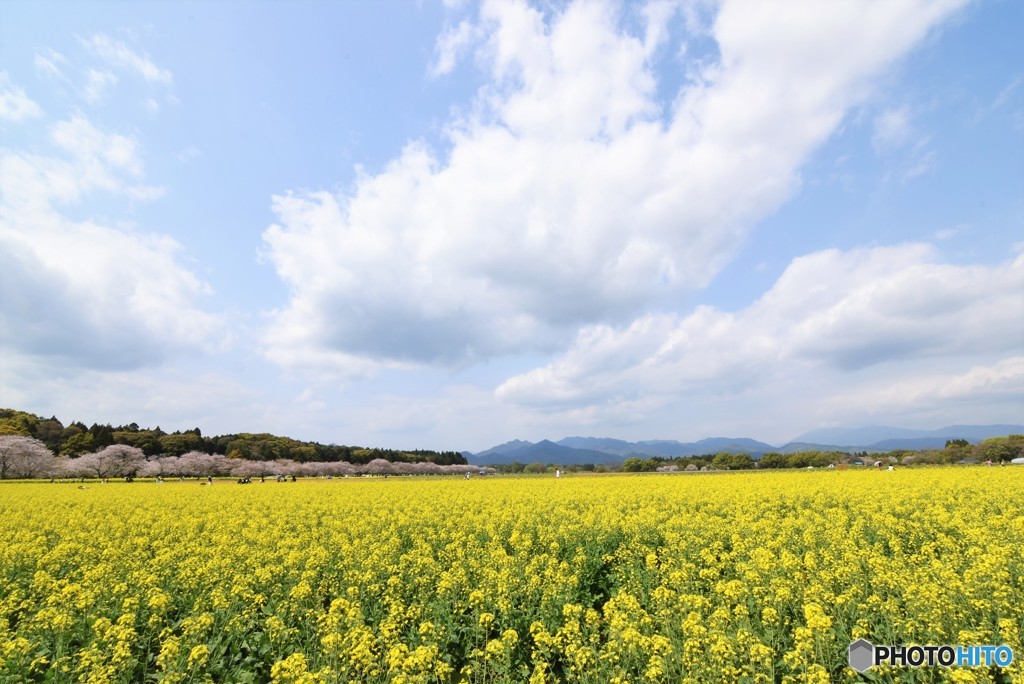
[0, 408, 465, 466]
[0, 439, 490, 481]
[3, 408, 1021, 480]
[488, 436, 1024, 473]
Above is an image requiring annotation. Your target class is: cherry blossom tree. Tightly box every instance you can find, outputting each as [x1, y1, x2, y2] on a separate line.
[139, 455, 183, 478]
[0, 438, 484, 481]
[360, 458, 396, 476]
[0, 436, 56, 479]
[228, 459, 277, 479]
[272, 459, 303, 477]
[177, 451, 230, 478]
[308, 461, 357, 477]
[70, 444, 145, 479]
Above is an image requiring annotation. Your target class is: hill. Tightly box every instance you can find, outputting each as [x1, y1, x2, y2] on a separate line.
[0, 408, 466, 465]
[468, 440, 616, 466]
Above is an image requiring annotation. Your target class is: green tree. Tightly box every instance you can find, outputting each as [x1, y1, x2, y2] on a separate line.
[34, 418, 65, 451]
[0, 417, 32, 438]
[88, 424, 115, 449]
[759, 453, 789, 469]
[159, 433, 206, 456]
[0, 409, 36, 436]
[621, 457, 645, 472]
[61, 432, 95, 456]
[978, 435, 1024, 463]
[114, 430, 163, 456]
[711, 452, 754, 470]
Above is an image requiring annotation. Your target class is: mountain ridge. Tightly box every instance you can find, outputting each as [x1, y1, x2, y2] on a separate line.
[468, 424, 1023, 465]
[790, 424, 1023, 446]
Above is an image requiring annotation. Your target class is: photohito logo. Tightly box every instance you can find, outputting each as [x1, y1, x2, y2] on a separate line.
[848, 639, 1015, 672]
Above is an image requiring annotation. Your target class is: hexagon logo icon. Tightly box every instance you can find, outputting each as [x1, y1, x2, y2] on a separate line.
[848, 639, 875, 672]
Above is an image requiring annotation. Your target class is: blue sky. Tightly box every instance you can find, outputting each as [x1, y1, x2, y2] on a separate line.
[1, 0, 1021, 452]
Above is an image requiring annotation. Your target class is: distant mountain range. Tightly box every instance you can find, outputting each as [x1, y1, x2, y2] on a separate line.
[466, 424, 1023, 465]
[473, 439, 613, 466]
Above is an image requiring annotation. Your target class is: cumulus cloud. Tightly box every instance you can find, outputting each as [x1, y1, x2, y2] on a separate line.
[0, 363, 265, 436]
[262, 0, 969, 377]
[495, 244, 1024, 411]
[821, 357, 1024, 424]
[0, 113, 222, 370]
[0, 72, 43, 122]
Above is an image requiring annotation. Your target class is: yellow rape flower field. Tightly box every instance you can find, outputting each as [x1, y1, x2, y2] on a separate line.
[1, 469, 1022, 683]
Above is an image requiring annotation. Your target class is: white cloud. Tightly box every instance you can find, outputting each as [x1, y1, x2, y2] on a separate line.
[34, 48, 68, 80]
[1, 115, 163, 210]
[0, 226, 221, 368]
[899, 147, 936, 182]
[81, 33, 172, 84]
[52, 115, 142, 174]
[973, 76, 1021, 124]
[989, 77, 1021, 111]
[176, 145, 201, 163]
[872, 107, 911, 151]
[930, 225, 961, 241]
[329, 383, 532, 451]
[262, 0, 970, 378]
[430, 19, 481, 76]
[872, 105, 937, 182]
[0, 114, 223, 370]
[0, 72, 44, 122]
[821, 357, 1024, 423]
[0, 364, 263, 435]
[82, 68, 119, 103]
[495, 244, 1024, 420]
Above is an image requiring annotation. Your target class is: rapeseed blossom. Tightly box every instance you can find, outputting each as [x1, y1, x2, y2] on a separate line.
[0, 469, 1021, 682]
